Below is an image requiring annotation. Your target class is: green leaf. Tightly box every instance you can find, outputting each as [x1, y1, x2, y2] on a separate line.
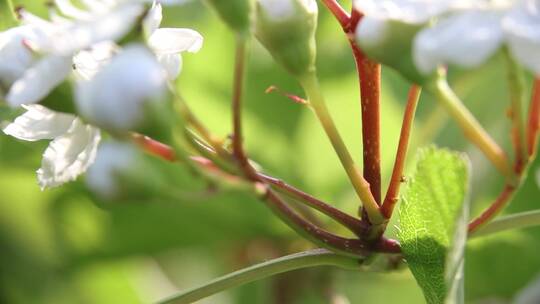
[398, 146, 470, 304]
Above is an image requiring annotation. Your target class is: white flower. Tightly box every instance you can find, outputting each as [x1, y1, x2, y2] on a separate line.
[2, 104, 101, 189]
[0, 19, 72, 107]
[75, 45, 167, 132]
[143, 1, 203, 79]
[85, 141, 137, 200]
[355, 0, 540, 75]
[72, 41, 119, 80]
[0, 2, 145, 107]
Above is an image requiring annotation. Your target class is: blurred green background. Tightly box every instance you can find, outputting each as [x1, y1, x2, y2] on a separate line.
[1, 0, 540, 303]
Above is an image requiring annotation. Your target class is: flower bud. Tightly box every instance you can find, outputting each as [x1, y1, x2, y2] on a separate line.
[75, 44, 174, 142]
[85, 141, 167, 202]
[355, 18, 430, 84]
[255, 0, 318, 77]
[205, 0, 254, 33]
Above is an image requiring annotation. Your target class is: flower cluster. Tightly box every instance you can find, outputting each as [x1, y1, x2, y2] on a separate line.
[1, 0, 203, 189]
[355, 0, 540, 79]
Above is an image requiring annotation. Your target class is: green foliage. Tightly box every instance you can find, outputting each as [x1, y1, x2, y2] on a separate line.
[398, 146, 470, 304]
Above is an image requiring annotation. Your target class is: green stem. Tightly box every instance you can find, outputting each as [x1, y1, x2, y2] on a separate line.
[431, 74, 512, 179]
[5, 0, 17, 21]
[299, 72, 384, 225]
[470, 210, 540, 238]
[157, 248, 360, 304]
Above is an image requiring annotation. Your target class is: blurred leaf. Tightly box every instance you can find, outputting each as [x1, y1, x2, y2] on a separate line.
[398, 146, 470, 304]
[465, 155, 540, 301]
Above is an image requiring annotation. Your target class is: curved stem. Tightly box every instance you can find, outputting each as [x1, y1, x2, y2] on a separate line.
[431, 75, 512, 179]
[381, 85, 421, 218]
[157, 248, 360, 304]
[470, 209, 540, 238]
[468, 185, 516, 234]
[299, 72, 384, 225]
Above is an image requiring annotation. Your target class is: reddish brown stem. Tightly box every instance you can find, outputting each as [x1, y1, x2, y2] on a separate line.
[132, 133, 176, 161]
[320, 0, 350, 29]
[468, 185, 516, 234]
[352, 44, 382, 204]
[527, 78, 540, 158]
[262, 187, 400, 255]
[381, 85, 421, 218]
[232, 36, 250, 172]
[257, 172, 365, 236]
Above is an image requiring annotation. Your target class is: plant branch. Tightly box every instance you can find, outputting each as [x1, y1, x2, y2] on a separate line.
[299, 72, 384, 225]
[505, 50, 528, 172]
[320, 0, 350, 29]
[257, 172, 365, 236]
[173, 91, 228, 156]
[470, 209, 540, 238]
[350, 42, 382, 204]
[132, 133, 176, 161]
[527, 78, 540, 158]
[468, 185, 516, 234]
[381, 85, 421, 218]
[157, 248, 360, 304]
[431, 75, 512, 178]
[232, 35, 251, 173]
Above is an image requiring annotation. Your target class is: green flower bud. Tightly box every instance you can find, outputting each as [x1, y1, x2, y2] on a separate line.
[255, 0, 318, 77]
[205, 0, 254, 33]
[86, 140, 199, 203]
[355, 18, 433, 84]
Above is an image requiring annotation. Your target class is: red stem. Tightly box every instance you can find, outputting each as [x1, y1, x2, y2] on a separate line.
[351, 43, 382, 204]
[132, 133, 176, 161]
[527, 78, 540, 158]
[320, 0, 350, 29]
[468, 185, 516, 234]
[381, 85, 421, 218]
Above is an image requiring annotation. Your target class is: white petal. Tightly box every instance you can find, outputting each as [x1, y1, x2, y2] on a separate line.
[413, 11, 503, 74]
[354, 0, 456, 24]
[143, 1, 162, 37]
[148, 28, 203, 54]
[54, 0, 94, 20]
[37, 118, 101, 189]
[157, 53, 182, 80]
[0, 26, 36, 90]
[45, 3, 144, 55]
[75, 45, 167, 132]
[503, 0, 540, 75]
[73, 41, 118, 80]
[3, 104, 76, 141]
[6, 55, 72, 107]
[85, 141, 136, 199]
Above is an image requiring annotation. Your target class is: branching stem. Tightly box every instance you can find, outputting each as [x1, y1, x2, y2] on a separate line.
[299, 72, 384, 225]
